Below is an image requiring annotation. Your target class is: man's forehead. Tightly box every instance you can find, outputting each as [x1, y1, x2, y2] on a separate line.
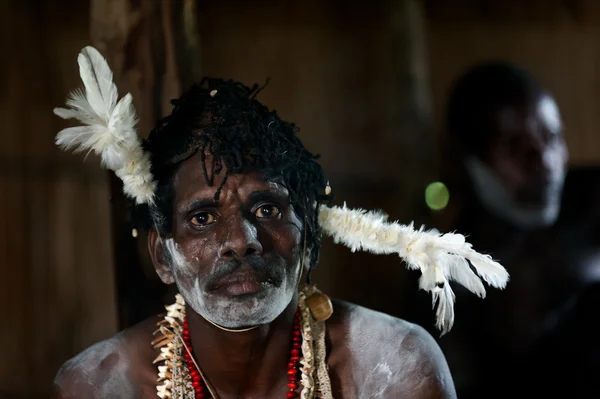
[178, 150, 281, 179]
[495, 95, 562, 135]
[174, 165, 288, 204]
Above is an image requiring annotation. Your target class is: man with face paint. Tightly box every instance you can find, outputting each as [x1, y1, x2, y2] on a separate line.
[49, 55, 474, 396]
[424, 62, 600, 398]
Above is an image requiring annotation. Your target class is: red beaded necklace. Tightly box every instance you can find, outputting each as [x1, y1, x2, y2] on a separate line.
[182, 308, 303, 399]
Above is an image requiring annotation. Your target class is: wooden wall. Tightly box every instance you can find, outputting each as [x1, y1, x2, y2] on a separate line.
[0, 1, 117, 398]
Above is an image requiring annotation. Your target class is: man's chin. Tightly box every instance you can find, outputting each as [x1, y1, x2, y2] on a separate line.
[198, 286, 292, 328]
[504, 202, 561, 229]
[515, 193, 553, 209]
[212, 289, 273, 311]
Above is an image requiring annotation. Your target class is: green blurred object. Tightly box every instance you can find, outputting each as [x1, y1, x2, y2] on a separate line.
[425, 182, 449, 210]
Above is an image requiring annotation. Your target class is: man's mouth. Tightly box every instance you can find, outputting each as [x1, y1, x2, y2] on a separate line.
[222, 280, 272, 296]
[211, 271, 274, 296]
[517, 179, 557, 207]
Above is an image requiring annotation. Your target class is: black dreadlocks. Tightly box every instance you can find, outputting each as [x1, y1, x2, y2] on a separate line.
[134, 78, 330, 276]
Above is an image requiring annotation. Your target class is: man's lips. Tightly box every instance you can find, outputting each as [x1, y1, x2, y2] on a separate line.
[210, 270, 273, 296]
[222, 281, 271, 296]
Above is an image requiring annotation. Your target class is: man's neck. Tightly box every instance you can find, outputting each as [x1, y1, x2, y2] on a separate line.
[185, 297, 299, 398]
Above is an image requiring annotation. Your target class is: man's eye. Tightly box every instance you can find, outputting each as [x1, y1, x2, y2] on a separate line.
[191, 212, 216, 226]
[255, 205, 281, 219]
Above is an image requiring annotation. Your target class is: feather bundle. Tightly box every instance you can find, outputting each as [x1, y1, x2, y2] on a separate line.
[318, 204, 509, 335]
[53, 46, 155, 204]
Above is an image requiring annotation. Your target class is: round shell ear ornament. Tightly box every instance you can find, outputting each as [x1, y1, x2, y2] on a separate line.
[306, 289, 333, 321]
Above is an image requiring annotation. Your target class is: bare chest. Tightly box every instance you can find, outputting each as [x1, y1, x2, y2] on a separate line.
[100, 356, 407, 399]
[104, 364, 327, 399]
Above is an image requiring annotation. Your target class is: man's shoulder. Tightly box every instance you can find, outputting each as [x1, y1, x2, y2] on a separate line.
[328, 300, 456, 398]
[52, 334, 123, 396]
[52, 317, 159, 398]
[331, 300, 441, 357]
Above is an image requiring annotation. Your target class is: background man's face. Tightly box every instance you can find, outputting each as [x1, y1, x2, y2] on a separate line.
[488, 94, 568, 209]
[466, 94, 569, 228]
[160, 151, 303, 328]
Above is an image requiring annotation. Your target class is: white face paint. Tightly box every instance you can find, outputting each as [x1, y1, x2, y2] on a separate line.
[465, 156, 564, 229]
[537, 96, 567, 187]
[537, 96, 562, 136]
[164, 238, 300, 328]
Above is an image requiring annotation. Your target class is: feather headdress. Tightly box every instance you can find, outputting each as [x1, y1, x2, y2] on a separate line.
[54, 46, 509, 334]
[53, 46, 155, 204]
[319, 204, 509, 334]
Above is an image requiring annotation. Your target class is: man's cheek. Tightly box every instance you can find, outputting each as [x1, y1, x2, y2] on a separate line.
[496, 159, 526, 187]
[173, 266, 201, 292]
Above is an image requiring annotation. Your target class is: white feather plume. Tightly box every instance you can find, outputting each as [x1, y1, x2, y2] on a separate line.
[53, 46, 156, 205]
[318, 203, 509, 335]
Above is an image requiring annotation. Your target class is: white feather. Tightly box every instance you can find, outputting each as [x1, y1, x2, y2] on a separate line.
[54, 125, 113, 154]
[318, 204, 510, 334]
[77, 46, 118, 120]
[431, 284, 456, 333]
[446, 256, 486, 298]
[53, 46, 155, 205]
[108, 93, 138, 141]
[467, 254, 509, 288]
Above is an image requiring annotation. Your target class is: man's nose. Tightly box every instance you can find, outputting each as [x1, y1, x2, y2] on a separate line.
[522, 133, 551, 175]
[219, 216, 263, 259]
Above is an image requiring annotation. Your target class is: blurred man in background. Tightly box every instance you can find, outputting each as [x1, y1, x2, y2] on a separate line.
[412, 62, 600, 398]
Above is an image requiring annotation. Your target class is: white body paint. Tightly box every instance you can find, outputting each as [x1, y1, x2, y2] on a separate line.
[55, 335, 136, 398]
[370, 362, 393, 397]
[165, 238, 298, 328]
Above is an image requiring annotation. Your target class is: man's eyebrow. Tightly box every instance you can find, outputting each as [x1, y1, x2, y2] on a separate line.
[179, 198, 218, 215]
[247, 189, 289, 204]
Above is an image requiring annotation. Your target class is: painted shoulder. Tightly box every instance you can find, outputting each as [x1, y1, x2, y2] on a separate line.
[51, 317, 158, 399]
[328, 300, 457, 398]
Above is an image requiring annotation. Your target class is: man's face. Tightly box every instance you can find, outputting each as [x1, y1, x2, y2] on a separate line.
[466, 94, 569, 228]
[154, 152, 303, 328]
[488, 94, 568, 208]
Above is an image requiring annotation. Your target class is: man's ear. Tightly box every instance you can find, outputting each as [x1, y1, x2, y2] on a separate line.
[148, 228, 175, 285]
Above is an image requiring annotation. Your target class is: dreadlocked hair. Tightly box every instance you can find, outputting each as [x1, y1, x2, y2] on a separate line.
[133, 77, 330, 277]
